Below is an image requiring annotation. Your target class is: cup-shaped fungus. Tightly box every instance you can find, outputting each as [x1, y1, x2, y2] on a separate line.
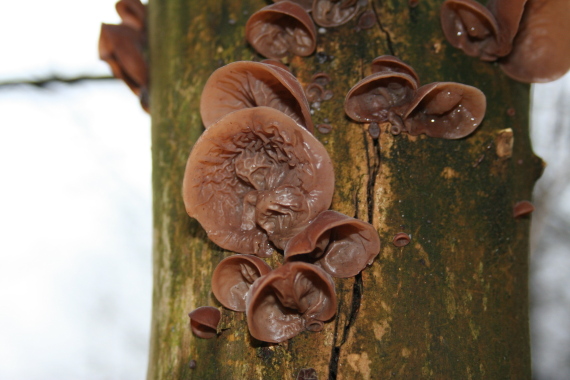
[98, 23, 148, 111]
[200, 61, 314, 133]
[212, 255, 272, 312]
[499, 0, 570, 83]
[344, 72, 418, 134]
[183, 107, 334, 257]
[245, 262, 337, 343]
[370, 55, 420, 86]
[312, 0, 362, 27]
[402, 82, 486, 139]
[188, 306, 221, 339]
[513, 200, 534, 218]
[284, 210, 380, 278]
[245, 2, 317, 60]
[115, 0, 146, 31]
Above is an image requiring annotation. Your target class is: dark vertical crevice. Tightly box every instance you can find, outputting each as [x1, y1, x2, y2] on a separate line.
[371, 1, 396, 56]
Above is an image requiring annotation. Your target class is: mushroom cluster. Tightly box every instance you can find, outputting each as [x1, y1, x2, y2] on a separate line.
[98, 0, 149, 111]
[184, 60, 380, 342]
[344, 55, 487, 139]
[440, 0, 570, 83]
[245, 0, 368, 59]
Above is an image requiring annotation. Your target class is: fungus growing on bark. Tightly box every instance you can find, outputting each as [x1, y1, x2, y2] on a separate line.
[392, 232, 411, 247]
[402, 82, 486, 139]
[245, 2, 317, 60]
[245, 262, 337, 343]
[499, 0, 570, 83]
[212, 255, 272, 312]
[188, 306, 221, 339]
[273, 0, 314, 12]
[183, 107, 334, 257]
[200, 61, 314, 133]
[306, 72, 333, 103]
[513, 200, 534, 218]
[370, 55, 420, 86]
[312, 0, 363, 27]
[115, 0, 146, 31]
[284, 210, 380, 278]
[344, 72, 418, 134]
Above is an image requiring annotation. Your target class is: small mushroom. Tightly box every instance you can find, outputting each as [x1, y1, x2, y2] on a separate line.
[115, 0, 146, 31]
[183, 107, 334, 257]
[513, 200, 534, 218]
[245, 262, 337, 343]
[312, 0, 363, 27]
[200, 61, 313, 133]
[402, 82, 486, 139]
[245, 2, 317, 60]
[392, 232, 411, 247]
[284, 210, 380, 278]
[370, 55, 420, 86]
[344, 72, 418, 133]
[499, 0, 570, 83]
[212, 255, 272, 312]
[188, 306, 221, 339]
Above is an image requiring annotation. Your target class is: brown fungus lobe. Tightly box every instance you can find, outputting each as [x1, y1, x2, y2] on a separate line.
[284, 210, 380, 278]
[115, 0, 146, 31]
[273, 0, 314, 12]
[513, 200, 534, 218]
[370, 55, 420, 86]
[212, 255, 272, 312]
[245, 262, 337, 343]
[200, 61, 313, 133]
[402, 82, 486, 139]
[245, 2, 317, 60]
[392, 232, 411, 247]
[188, 306, 221, 339]
[183, 107, 334, 257]
[312, 0, 363, 27]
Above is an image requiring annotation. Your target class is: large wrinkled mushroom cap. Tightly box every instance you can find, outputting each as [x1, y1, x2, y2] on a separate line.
[245, 2, 317, 60]
[200, 61, 313, 133]
[212, 255, 272, 311]
[284, 210, 380, 278]
[402, 82, 486, 139]
[183, 107, 334, 257]
[370, 55, 420, 86]
[245, 262, 337, 343]
[499, 0, 570, 83]
[188, 306, 221, 339]
[312, 0, 362, 28]
[344, 72, 418, 123]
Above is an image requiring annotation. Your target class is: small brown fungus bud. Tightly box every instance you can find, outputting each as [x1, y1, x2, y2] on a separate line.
[297, 368, 318, 380]
[212, 255, 272, 312]
[188, 306, 221, 339]
[246, 2, 317, 60]
[312, 0, 363, 27]
[317, 123, 333, 134]
[357, 9, 376, 29]
[513, 200, 534, 218]
[392, 232, 411, 247]
[245, 262, 337, 343]
[188, 360, 197, 369]
[368, 122, 380, 139]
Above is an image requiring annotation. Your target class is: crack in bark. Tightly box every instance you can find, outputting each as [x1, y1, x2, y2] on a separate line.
[371, 1, 396, 56]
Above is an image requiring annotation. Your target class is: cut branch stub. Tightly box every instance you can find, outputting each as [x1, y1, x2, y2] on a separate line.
[284, 210, 380, 278]
[499, 0, 570, 83]
[200, 61, 314, 133]
[245, 262, 337, 343]
[115, 0, 146, 31]
[402, 82, 486, 139]
[245, 1, 317, 60]
[188, 306, 221, 339]
[312, 0, 363, 28]
[211, 255, 272, 312]
[183, 107, 334, 257]
[370, 55, 420, 86]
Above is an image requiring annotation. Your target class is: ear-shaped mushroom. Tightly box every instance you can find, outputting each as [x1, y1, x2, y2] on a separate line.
[115, 0, 146, 31]
[370, 55, 420, 86]
[200, 61, 313, 133]
[402, 82, 486, 139]
[245, 262, 337, 343]
[245, 2, 317, 60]
[98, 23, 148, 111]
[344, 72, 418, 133]
[284, 210, 380, 278]
[183, 107, 334, 257]
[499, 0, 570, 83]
[312, 0, 362, 27]
[212, 255, 272, 312]
[188, 306, 221, 339]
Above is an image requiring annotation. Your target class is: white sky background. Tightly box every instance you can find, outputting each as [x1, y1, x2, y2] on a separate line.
[0, 0, 568, 379]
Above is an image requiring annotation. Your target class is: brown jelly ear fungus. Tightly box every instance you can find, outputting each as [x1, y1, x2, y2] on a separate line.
[200, 61, 313, 133]
[188, 306, 221, 339]
[284, 210, 380, 278]
[245, 262, 337, 343]
[312, 0, 363, 28]
[212, 255, 272, 312]
[182, 106, 334, 257]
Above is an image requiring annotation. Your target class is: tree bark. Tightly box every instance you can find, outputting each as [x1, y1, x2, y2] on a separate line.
[147, 0, 543, 378]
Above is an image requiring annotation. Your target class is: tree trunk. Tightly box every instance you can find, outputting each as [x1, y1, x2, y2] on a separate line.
[147, 0, 543, 378]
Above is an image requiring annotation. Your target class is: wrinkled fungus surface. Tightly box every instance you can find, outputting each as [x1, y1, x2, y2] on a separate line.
[183, 107, 334, 257]
[312, 0, 362, 27]
[245, 262, 337, 343]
